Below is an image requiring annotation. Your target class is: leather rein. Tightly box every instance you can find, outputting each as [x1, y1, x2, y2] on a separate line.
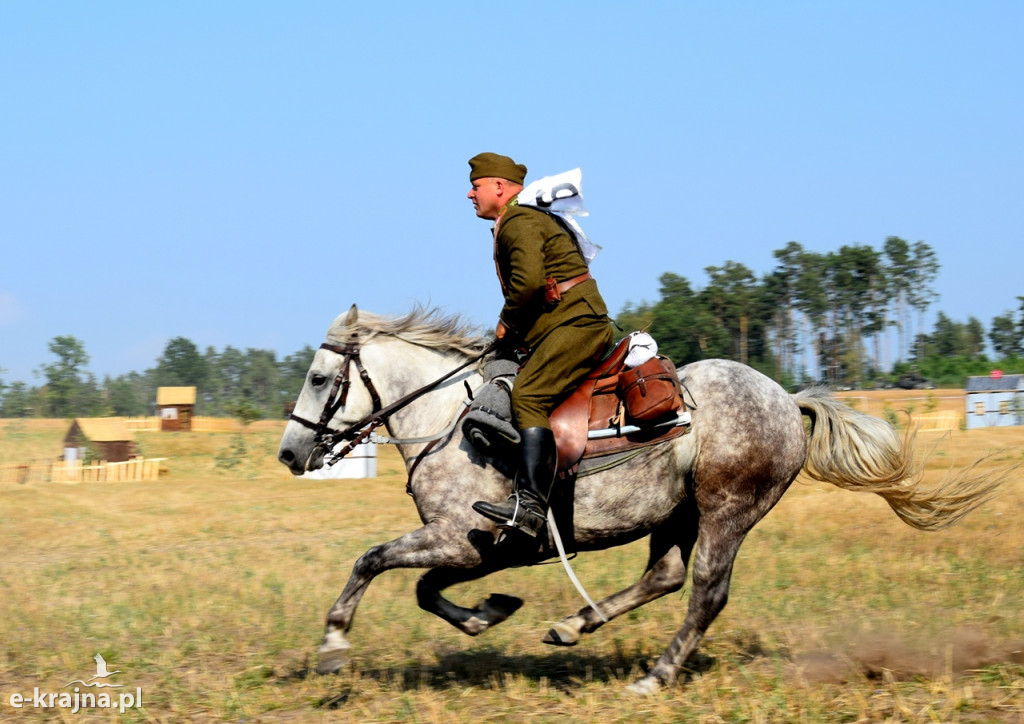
[289, 334, 496, 465]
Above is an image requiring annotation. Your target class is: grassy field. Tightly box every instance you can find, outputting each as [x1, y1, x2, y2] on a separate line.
[0, 397, 1022, 722]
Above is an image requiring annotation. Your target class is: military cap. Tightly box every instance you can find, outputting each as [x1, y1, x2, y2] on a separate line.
[468, 152, 527, 184]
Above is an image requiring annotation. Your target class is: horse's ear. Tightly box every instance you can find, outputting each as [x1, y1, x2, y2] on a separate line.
[345, 304, 359, 327]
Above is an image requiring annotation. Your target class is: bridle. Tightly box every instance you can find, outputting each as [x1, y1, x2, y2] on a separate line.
[289, 333, 496, 464]
[287, 336, 383, 459]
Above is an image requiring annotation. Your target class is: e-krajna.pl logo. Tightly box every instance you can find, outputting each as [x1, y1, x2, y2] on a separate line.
[7, 654, 143, 714]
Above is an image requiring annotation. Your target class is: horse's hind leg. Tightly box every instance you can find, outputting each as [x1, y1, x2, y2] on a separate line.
[416, 566, 523, 636]
[627, 520, 745, 694]
[544, 507, 699, 646]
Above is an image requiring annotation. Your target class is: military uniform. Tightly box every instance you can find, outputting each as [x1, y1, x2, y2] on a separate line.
[493, 202, 613, 429]
[468, 152, 612, 537]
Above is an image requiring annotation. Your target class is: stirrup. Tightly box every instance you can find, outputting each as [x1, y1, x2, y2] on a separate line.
[473, 493, 548, 538]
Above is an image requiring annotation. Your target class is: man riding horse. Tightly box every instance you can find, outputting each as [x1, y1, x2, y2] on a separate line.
[467, 152, 614, 537]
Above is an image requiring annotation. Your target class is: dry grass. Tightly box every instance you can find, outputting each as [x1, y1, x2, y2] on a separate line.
[833, 388, 967, 415]
[0, 412, 1022, 723]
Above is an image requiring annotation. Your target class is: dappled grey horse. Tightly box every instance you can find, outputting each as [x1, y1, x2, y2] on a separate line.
[277, 306, 1005, 694]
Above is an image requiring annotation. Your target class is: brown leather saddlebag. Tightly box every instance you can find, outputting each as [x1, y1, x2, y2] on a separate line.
[616, 356, 683, 423]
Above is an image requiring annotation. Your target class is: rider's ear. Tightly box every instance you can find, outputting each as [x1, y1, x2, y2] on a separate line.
[346, 305, 359, 327]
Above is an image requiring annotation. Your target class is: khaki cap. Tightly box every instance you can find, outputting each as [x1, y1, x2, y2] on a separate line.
[468, 152, 527, 184]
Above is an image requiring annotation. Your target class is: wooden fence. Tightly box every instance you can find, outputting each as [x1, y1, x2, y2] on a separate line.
[915, 410, 962, 432]
[0, 457, 166, 484]
[192, 417, 243, 432]
[122, 416, 244, 433]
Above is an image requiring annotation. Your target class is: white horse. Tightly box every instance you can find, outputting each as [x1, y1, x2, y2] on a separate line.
[278, 306, 1007, 694]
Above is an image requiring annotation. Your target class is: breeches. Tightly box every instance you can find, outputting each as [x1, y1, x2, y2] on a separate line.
[512, 317, 613, 429]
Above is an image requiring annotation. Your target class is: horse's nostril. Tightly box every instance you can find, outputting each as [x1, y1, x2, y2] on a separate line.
[279, 449, 295, 464]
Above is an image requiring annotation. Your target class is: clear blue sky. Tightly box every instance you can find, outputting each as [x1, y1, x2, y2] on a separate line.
[2, 2, 1021, 384]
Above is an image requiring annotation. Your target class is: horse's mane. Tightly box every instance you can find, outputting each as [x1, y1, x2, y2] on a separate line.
[326, 306, 492, 358]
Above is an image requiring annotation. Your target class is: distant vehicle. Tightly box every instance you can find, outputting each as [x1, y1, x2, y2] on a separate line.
[865, 379, 894, 390]
[895, 372, 936, 390]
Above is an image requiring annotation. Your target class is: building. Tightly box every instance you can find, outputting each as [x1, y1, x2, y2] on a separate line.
[156, 386, 197, 431]
[964, 373, 1024, 429]
[64, 418, 136, 463]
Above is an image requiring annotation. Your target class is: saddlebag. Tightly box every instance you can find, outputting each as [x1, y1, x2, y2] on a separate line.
[616, 355, 683, 423]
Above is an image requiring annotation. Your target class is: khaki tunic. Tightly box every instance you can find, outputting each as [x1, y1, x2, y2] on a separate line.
[493, 204, 613, 429]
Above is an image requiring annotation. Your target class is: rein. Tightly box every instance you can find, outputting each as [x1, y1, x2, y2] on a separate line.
[289, 330, 609, 622]
[290, 335, 497, 464]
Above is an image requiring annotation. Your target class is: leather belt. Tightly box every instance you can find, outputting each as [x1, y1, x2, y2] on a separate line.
[555, 272, 593, 295]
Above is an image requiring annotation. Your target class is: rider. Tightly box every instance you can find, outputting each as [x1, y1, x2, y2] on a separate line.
[467, 152, 614, 537]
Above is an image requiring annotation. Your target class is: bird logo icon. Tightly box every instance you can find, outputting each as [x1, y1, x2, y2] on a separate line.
[63, 654, 124, 688]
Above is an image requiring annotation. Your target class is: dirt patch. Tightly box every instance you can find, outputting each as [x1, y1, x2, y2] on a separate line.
[787, 626, 1024, 684]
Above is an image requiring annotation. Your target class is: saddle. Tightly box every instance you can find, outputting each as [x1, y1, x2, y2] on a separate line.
[463, 336, 692, 477]
[549, 337, 691, 477]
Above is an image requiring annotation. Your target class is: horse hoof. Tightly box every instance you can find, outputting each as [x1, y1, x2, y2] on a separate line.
[480, 593, 523, 622]
[626, 675, 663, 696]
[542, 621, 580, 646]
[315, 646, 350, 675]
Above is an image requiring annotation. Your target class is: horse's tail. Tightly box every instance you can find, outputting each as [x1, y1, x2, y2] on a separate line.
[793, 387, 1009, 531]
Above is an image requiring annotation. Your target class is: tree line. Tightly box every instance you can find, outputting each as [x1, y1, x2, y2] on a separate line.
[0, 336, 315, 421]
[616, 236, 1023, 388]
[2, 235, 1023, 419]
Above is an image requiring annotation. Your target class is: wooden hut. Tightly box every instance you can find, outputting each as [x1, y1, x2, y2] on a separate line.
[64, 418, 136, 463]
[157, 386, 197, 431]
[964, 373, 1024, 429]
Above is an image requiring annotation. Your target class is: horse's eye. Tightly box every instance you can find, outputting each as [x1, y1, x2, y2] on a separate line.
[310, 373, 328, 387]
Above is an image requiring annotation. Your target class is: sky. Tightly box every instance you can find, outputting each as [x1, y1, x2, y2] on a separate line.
[1, 1, 1022, 384]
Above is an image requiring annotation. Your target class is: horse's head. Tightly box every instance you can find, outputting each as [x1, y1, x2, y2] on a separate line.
[278, 305, 384, 475]
[278, 305, 490, 476]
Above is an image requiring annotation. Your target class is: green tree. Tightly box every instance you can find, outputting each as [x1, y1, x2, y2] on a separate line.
[0, 381, 34, 417]
[615, 301, 655, 337]
[930, 311, 961, 357]
[648, 273, 704, 364]
[205, 345, 246, 416]
[989, 311, 1020, 356]
[37, 335, 97, 417]
[883, 236, 913, 361]
[105, 372, 151, 416]
[908, 241, 940, 362]
[279, 346, 316, 414]
[701, 261, 760, 365]
[241, 348, 279, 416]
[766, 242, 805, 380]
[963, 316, 986, 357]
[828, 244, 883, 386]
[155, 337, 209, 388]
[792, 249, 829, 380]
[1017, 296, 1024, 347]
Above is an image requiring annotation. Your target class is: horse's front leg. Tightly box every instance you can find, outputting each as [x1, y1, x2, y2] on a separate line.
[416, 565, 523, 636]
[317, 522, 479, 674]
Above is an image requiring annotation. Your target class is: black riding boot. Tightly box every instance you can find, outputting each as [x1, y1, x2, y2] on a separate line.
[473, 426, 557, 538]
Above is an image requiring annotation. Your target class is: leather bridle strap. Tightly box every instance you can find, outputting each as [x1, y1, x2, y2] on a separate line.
[291, 337, 498, 462]
[288, 336, 380, 437]
[318, 340, 383, 418]
[404, 404, 472, 495]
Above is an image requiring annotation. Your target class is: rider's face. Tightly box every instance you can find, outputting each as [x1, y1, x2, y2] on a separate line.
[467, 178, 504, 220]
